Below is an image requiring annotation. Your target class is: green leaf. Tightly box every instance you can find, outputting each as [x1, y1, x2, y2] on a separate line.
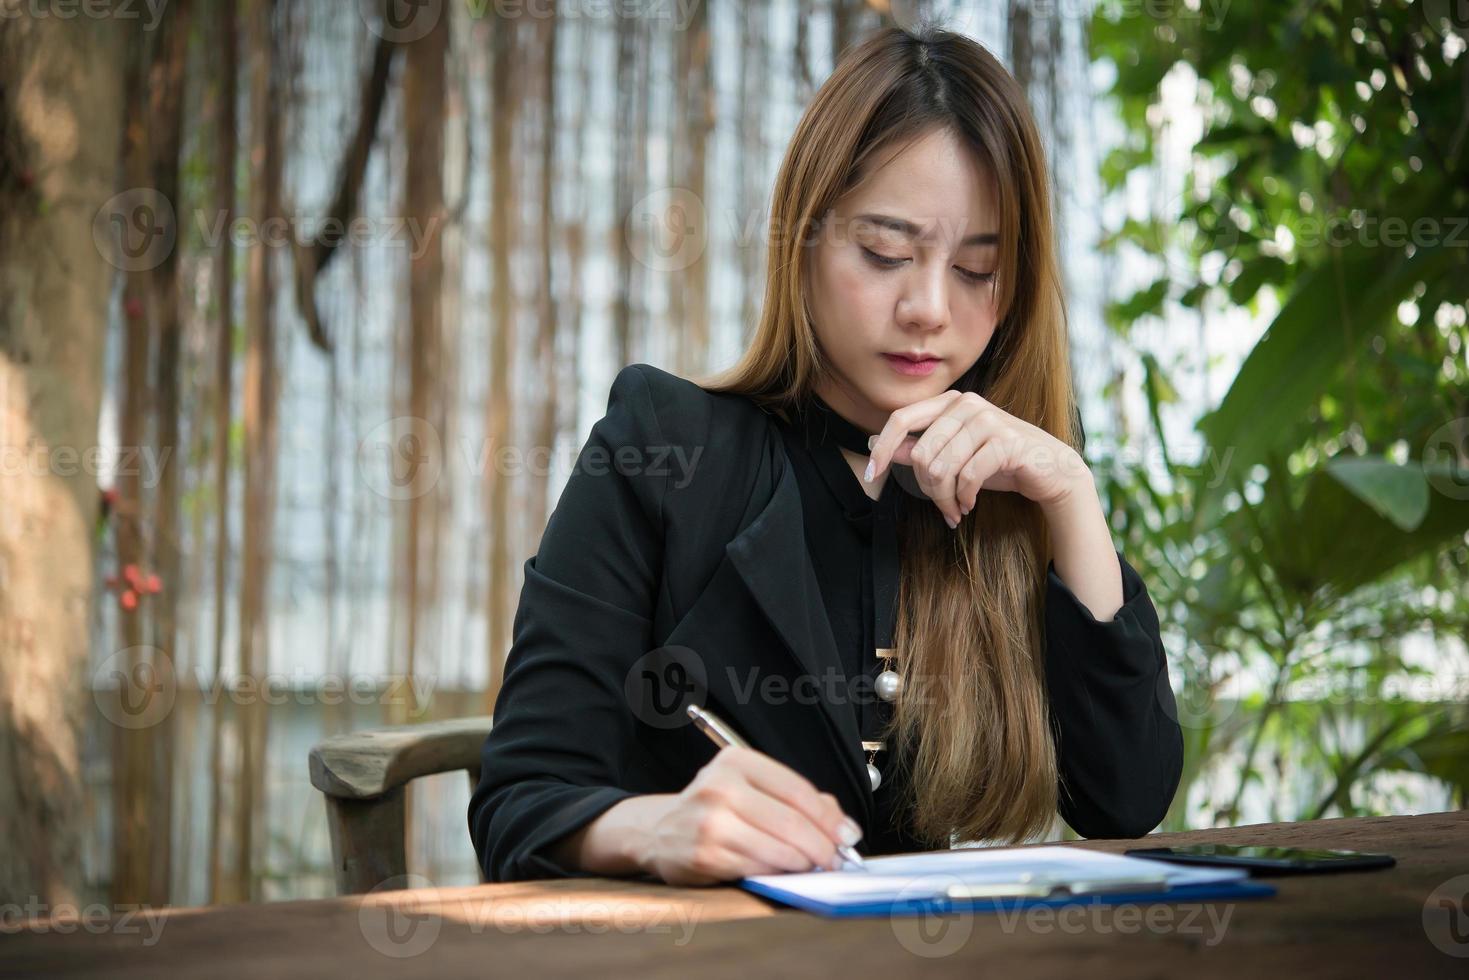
[1378, 723, 1469, 798]
[1326, 456, 1430, 532]
[1226, 255, 1288, 306]
[1253, 458, 1469, 600]
[1140, 353, 1177, 473]
[1111, 278, 1170, 325]
[1179, 283, 1211, 308]
[1193, 239, 1453, 528]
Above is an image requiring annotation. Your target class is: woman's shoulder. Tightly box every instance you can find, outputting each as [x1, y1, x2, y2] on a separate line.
[603, 362, 778, 503]
[608, 361, 772, 446]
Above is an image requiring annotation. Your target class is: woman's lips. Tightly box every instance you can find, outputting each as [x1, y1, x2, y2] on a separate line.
[881, 353, 941, 377]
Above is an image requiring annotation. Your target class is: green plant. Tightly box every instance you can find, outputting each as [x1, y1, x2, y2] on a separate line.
[1090, 0, 1469, 826]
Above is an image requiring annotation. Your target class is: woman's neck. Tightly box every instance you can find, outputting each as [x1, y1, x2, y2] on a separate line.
[805, 386, 891, 499]
[811, 380, 888, 437]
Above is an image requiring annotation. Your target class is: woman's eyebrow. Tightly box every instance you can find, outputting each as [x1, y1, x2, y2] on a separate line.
[854, 212, 999, 246]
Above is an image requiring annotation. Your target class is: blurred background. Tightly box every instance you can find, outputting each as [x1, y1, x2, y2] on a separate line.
[1, 0, 1465, 909]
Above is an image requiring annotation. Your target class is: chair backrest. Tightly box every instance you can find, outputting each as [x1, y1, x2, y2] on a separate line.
[308, 716, 493, 894]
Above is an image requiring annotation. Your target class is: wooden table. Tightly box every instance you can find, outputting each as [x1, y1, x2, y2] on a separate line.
[5, 810, 1466, 978]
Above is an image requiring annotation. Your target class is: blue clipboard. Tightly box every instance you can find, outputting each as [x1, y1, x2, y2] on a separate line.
[739, 875, 1277, 918]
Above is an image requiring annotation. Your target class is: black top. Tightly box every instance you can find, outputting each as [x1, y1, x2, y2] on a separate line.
[469, 363, 1185, 883]
[772, 394, 915, 848]
[772, 393, 900, 713]
[769, 390, 1179, 852]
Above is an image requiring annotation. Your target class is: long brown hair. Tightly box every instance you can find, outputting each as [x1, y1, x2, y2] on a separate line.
[692, 24, 1080, 847]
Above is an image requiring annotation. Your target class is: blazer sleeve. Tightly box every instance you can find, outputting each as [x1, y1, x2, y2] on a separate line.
[1042, 549, 1184, 839]
[468, 364, 668, 882]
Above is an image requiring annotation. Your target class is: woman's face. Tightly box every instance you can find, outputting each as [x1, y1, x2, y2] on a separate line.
[804, 126, 1003, 433]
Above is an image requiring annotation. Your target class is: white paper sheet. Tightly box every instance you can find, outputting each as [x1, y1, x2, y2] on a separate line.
[741, 845, 1249, 905]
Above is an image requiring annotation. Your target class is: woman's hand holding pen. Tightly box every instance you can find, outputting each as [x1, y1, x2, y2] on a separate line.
[635, 745, 864, 885]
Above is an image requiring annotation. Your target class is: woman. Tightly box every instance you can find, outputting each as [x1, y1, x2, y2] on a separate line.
[469, 24, 1183, 886]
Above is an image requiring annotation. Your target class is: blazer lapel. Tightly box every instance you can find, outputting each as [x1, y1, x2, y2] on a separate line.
[723, 443, 872, 823]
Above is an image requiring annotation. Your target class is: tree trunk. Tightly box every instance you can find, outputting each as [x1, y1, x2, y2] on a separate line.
[671, 0, 710, 378]
[0, 9, 128, 905]
[531, 9, 559, 544]
[109, 17, 159, 909]
[125, 0, 190, 906]
[109, 0, 192, 906]
[228, 0, 282, 904]
[738, 0, 768, 349]
[207, 0, 239, 906]
[399, 0, 449, 727]
[611, 12, 638, 369]
[484, 14, 520, 712]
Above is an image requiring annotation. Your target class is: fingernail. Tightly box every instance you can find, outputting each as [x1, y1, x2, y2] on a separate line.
[945, 514, 958, 530]
[863, 460, 875, 483]
[867, 435, 877, 450]
[839, 818, 863, 846]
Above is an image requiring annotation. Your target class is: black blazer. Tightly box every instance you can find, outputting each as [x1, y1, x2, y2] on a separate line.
[469, 363, 1184, 883]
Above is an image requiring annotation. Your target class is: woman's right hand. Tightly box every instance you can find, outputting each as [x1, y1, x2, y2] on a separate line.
[635, 745, 865, 886]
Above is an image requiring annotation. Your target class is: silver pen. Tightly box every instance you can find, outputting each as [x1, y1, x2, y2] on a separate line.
[685, 703, 867, 870]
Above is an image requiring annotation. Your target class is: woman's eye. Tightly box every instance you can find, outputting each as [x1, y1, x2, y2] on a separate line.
[861, 246, 904, 268]
[862, 247, 996, 287]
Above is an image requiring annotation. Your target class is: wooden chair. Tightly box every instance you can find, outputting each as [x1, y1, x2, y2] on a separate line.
[308, 716, 493, 894]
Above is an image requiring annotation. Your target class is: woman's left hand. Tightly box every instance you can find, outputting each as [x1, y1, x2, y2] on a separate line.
[864, 389, 1090, 528]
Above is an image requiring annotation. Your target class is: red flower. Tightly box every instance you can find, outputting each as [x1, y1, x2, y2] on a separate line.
[102, 488, 119, 506]
[120, 590, 138, 611]
[123, 563, 142, 587]
[124, 296, 144, 319]
[144, 574, 162, 594]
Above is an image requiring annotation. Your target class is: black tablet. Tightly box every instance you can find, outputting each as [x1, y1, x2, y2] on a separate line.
[1124, 844, 1396, 876]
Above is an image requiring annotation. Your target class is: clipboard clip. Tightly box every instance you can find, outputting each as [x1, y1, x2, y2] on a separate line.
[943, 871, 1171, 901]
